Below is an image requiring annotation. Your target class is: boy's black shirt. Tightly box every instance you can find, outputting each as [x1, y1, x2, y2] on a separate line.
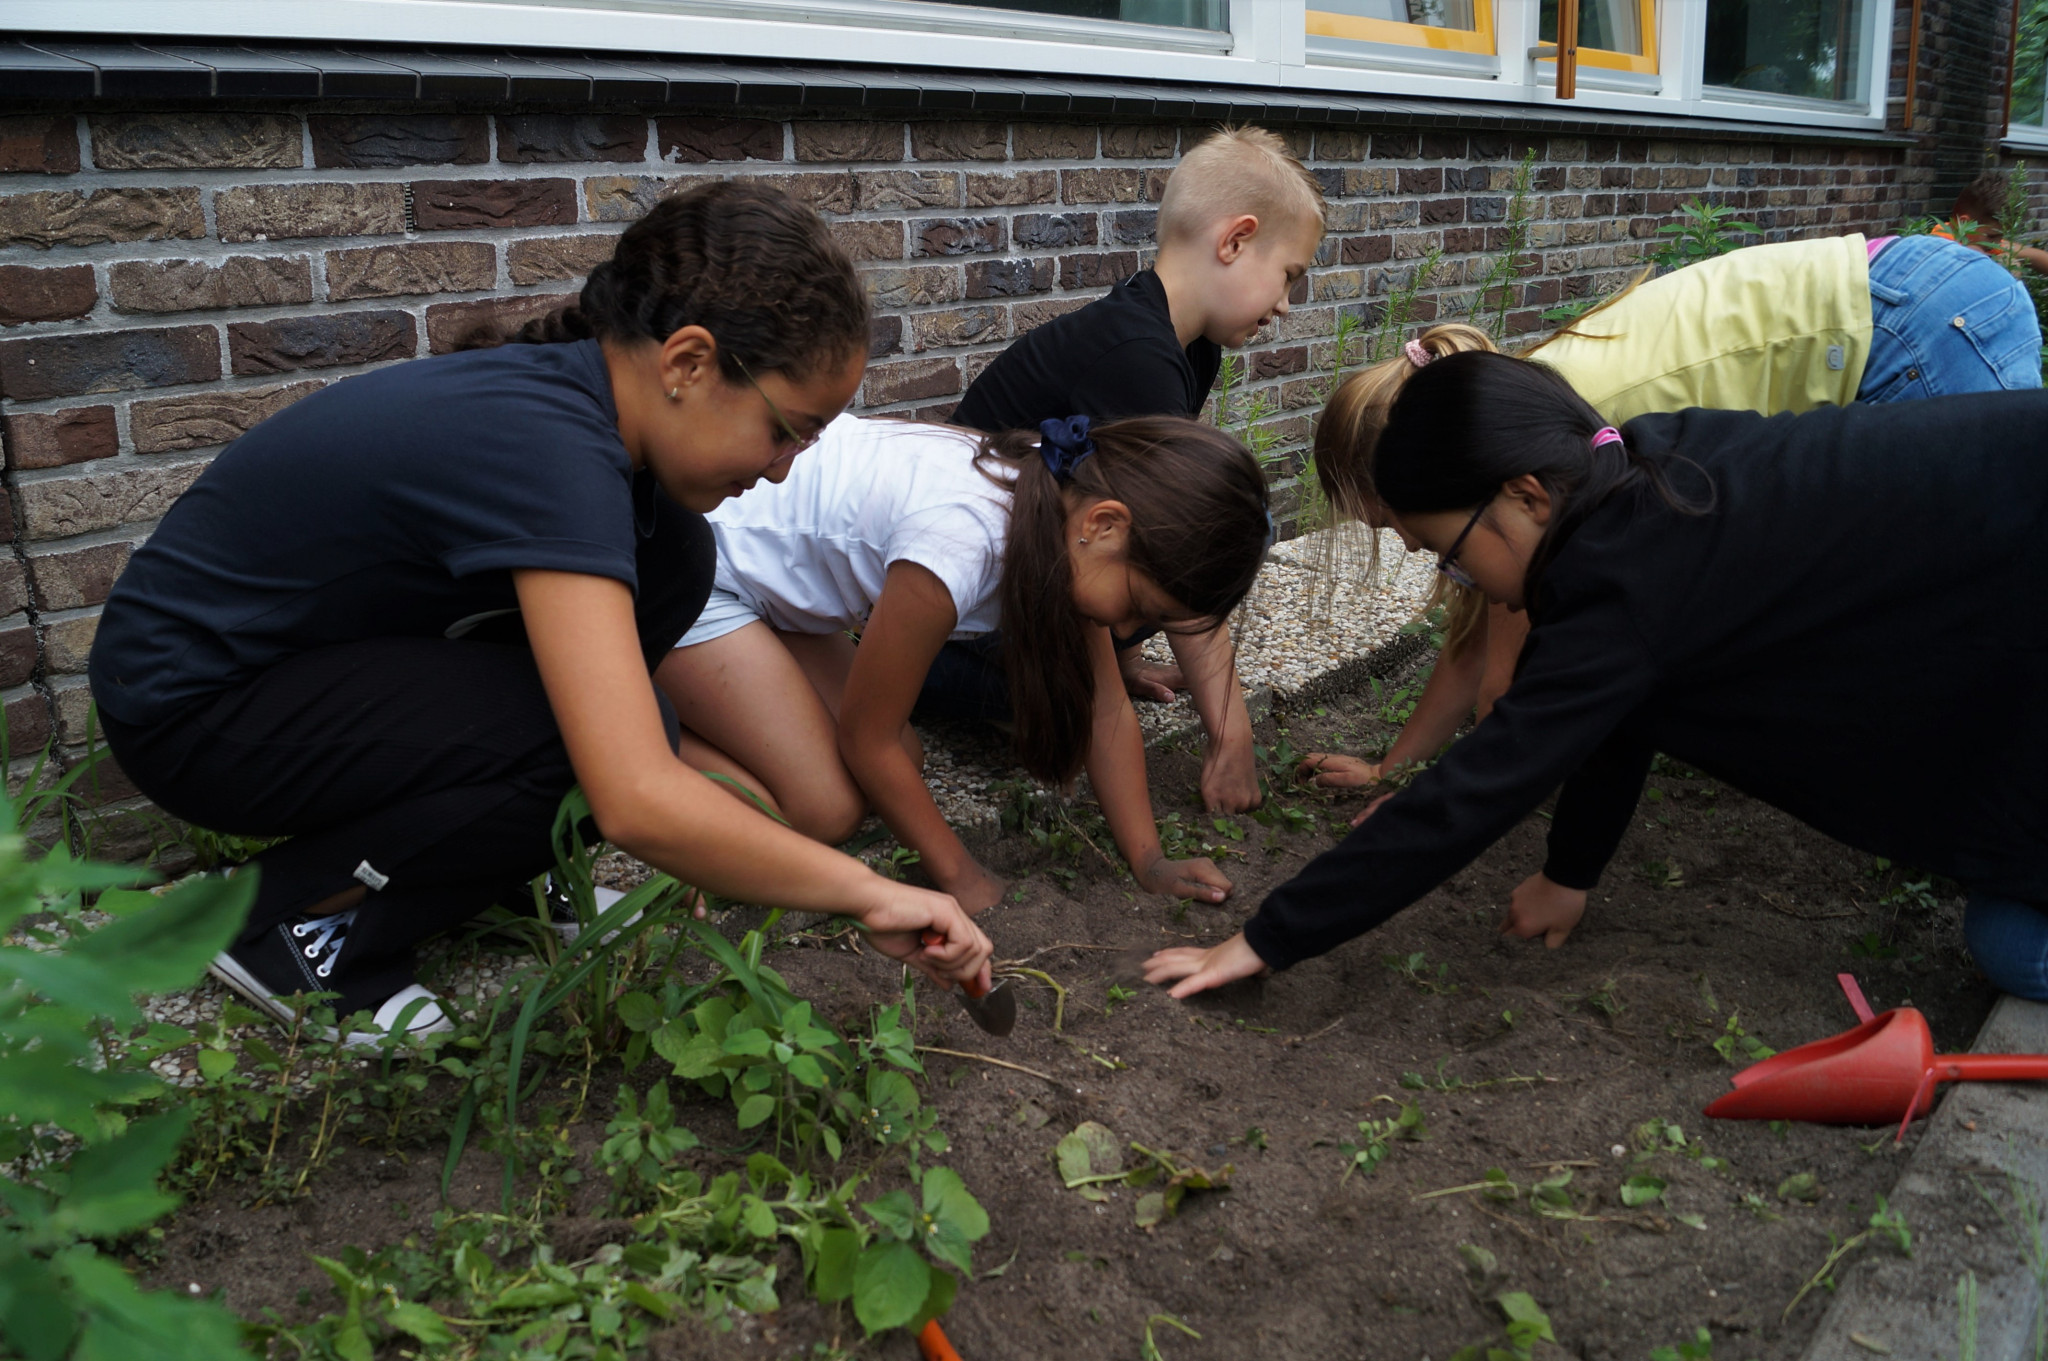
[951, 268, 1222, 431]
[1246, 391, 2048, 970]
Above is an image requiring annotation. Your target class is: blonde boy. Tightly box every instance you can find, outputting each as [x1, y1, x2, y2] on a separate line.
[935, 127, 1325, 813]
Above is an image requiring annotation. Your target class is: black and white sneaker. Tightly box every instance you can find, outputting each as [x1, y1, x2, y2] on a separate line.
[546, 880, 637, 945]
[208, 909, 453, 1049]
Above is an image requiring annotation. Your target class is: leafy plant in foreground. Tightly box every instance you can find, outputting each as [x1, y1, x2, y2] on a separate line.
[1338, 1097, 1427, 1183]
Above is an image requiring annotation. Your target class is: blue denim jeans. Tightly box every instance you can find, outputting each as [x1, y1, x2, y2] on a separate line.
[1859, 234, 2044, 402]
[1963, 894, 2048, 1001]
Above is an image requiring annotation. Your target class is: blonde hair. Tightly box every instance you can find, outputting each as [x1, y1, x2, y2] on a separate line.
[1159, 126, 1326, 247]
[1312, 323, 1500, 648]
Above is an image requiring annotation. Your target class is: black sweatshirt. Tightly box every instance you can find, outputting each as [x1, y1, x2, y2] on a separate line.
[1245, 391, 2048, 970]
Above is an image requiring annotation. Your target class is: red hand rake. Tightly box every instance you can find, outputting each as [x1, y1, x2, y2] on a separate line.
[1703, 974, 2048, 1142]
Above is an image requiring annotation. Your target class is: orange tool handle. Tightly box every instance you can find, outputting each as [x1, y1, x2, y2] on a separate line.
[1937, 1054, 2048, 1081]
[920, 929, 989, 998]
[918, 1319, 964, 1361]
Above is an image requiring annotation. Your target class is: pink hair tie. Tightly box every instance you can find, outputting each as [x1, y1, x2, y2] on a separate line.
[1403, 339, 1433, 368]
[1590, 426, 1624, 448]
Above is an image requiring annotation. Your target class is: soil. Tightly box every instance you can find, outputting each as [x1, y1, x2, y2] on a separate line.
[144, 659, 1997, 1361]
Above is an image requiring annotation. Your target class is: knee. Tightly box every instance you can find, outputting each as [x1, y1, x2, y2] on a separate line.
[1963, 894, 2048, 1001]
[788, 793, 866, 847]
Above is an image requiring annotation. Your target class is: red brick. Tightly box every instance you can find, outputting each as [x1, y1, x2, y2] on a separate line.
[657, 117, 783, 163]
[507, 234, 617, 286]
[5, 695, 52, 759]
[0, 188, 205, 249]
[107, 256, 311, 313]
[411, 179, 577, 231]
[862, 357, 959, 406]
[496, 115, 648, 164]
[0, 115, 80, 174]
[911, 123, 1008, 161]
[90, 113, 301, 170]
[425, 293, 577, 354]
[309, 114, 488, 168]
[130, 380, 324, 454]
[227, 312, 414, 375]
[0, 326, 220, 401]
[3, 407, 117, 470]
[0, 627, 37, 689]
[326, 242, 495, 300]
[793, 122, 904, 163]
[28, 541, 131, 611]
[214, 183, 405, 243]
[0, 265, 96, 325]
[1059, 250, 1140, 289]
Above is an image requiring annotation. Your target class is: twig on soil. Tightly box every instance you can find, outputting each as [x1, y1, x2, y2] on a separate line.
[999, 967, 1068, 1031]
[916, 1046, 1058, 1084]
[1522, 1159, 1601, 1169]
[998, 942, 1119, 968]
[1057, 805, 1122, 877]
[1759, 889, 1857, 921]
[1284, 1017, 1346, 1047]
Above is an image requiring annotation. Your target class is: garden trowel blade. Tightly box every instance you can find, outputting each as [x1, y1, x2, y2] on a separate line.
[957, 976, 1016, 1037]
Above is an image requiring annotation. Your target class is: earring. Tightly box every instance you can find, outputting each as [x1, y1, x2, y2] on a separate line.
[1077, 537, 1088, 545]
[666, 386, 679, 401]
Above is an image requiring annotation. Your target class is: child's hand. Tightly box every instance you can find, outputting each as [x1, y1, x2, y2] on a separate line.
[934, 861, 1007, 917]
[858, 882, 993, 989]
[1135, 854, 1231, 904]
[1200, 737, 1263, 814]
[1499, 871, 1587, 948]
[1350, 791, 1396, 827]
[1299, 752, 1381, 788]
[1142, 931, 1269, 998]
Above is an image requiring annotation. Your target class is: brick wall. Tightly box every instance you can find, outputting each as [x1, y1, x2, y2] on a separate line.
[0, 94, 1974, 849]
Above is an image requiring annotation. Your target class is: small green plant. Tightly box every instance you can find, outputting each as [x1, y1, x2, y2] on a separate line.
[1641, 859, 1686, 891]
[1620, 1173, 1669, 1208]
[1141, 1312, 1201, 1361]
[1849, 930, 1899, 960]
[1711, 1011, 1776, 1065]
[598, 1079, 701, 1214]
[1782, 1194, 1912, 1321]
[1564, 977, 1625, 1017]
[1651, 199, 1759, 271]
[1054, 1122, 1231, 1226]
[1449, 1291, 1556, 1361]
[871, 846, 922, 881]
[1383, 950, 1456, 995]
[1338, 1097, 1427, 1182]
[1104, 984, 1136, 1014]
[1650, 1327, 1715, 1361]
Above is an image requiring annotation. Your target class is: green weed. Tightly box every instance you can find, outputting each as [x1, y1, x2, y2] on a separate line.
[1338, 1097, 1427, 1182]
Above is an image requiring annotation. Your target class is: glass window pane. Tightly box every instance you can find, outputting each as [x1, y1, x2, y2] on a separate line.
[920, 0, 1227, 27]
[1307, 0, 1476, 28]
[1702, 0, 1870, 102]
[2016, 0, 2048, 129]
[1540, 0, 1645, 55]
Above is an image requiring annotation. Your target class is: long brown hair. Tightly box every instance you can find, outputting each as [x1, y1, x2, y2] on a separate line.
[467, 180, 869, 382]
[979, 416, 1270, 784]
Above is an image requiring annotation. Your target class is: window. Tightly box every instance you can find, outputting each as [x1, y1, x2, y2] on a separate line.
[2013, 0, 2048, 132]
[1305, 1, 1494, 56]
[1539, 0, 1656, 74]
[1703, 0, 1872, 104]
[925, 0, 1225, 27]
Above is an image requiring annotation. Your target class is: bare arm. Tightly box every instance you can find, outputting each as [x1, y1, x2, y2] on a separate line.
[515, 569, 990, 985]
[838, 561, 1002, 913]
[1083, 624, 1231, 904]
[1301, 612, 1488, 788]
[1168, 624, 1262, 814]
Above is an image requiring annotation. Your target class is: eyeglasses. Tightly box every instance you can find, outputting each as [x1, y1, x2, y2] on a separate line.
[1437, 498, 1492, 589]
[731, 356, 821, 456]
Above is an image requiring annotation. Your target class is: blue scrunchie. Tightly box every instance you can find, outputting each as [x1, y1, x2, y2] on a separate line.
[1037, 415, 1096, 482]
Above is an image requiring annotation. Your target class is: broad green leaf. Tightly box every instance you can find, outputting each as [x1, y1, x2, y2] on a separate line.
[740, 1195, 777, 1240]
[1495, 1291, 1555, 1343]
[1134, 1191, 1168, 1229]
[491, 1282, 579, 1311]
[1056, 1121, 1123, 1188]
[921, 1166, 989, 1271]
[852, 1241, 929, 1335]
[70, 871, 254, 995]
[786, 1055, 828, 1088]
[723, 1028, 773, 1058]
[734, 1094, 776, 1130]
[862, 1189, 918, 1240]
[1620, 1174, 1668, 1208]
[615, 992, 660, 1033]
[195, 1050, 235, 1082]
[55, 1112, 189, 1239]
[907, 1265, 959, 1334]
[811, 1228, 860, 1303]
[0, 1254, 76, 1361]
[732, 1269, 779, 1314]
[385, 1301, 456, 1345]
[622, 1281, 675, 1320]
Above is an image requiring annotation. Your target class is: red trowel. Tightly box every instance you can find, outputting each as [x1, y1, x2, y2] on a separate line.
[921, 930, 1016, 1037]
[1704, 973, 2048, 1141]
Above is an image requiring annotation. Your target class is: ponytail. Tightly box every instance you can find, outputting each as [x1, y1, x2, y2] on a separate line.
[1374, 351, 1715, 611]
[979, 416, 1270, 784]
[460, 180, 868, 382]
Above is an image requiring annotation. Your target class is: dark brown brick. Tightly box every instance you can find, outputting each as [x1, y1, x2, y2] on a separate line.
[857, 171, 960, 211]
[130, 380, 324, 454]
[862, 266, 960, 308]
[0, 116, 80, 175]
[0, 626, 38, 690]
[28, 541, 130, 611]
[1398, 167, 1443, 194]
[1108, 208, 1157, 244]
[228, 312, 415, 375]
[0, 188, 205, 250]
[107, 256, 312, 313]
[0, 560, 25, 619]
[793, 122, 904, 164]
[908, 305, 1004, 351]
[584, 174, 694, 223]
[1014, 212, 1096, 249]
[1014, 296, 1091, 333]
[1420, 133, 1469, 160]
[862, 356, 959, 406]
[6, 695, 52, 758]
[496, 114, 648, 164]
[1013, 124, 1096, 160]
[90, 113, 301, 170]
[911, 122, 1007, 161]
[411, 179, 576, 231]
[1060, 251, 1140, 289]
[326, 242, 495, 301]
[1421, 198, 1467, 225]
[657, 117, 782, 164]
[965, 171, 1058, 208]
[20, 463, 206, 542]
[964, 258, 1053, 299]
[1371, 133, 1421, 159]
[1252, 347, 1309, 380]
[914, 218, 1003, 256]
[215, 183, 405, 243]
[507, 233, 618, 286]
[1102, 125, 1176, 159]
[742, 172, 856, 215]
[827, 220, 903, 262]
[0, 326, 219, 401]
[0, 265, 95, 325]
[1316, 130, 1368, 161]
[869, 314, 902, 359]
[1061, 168, 1145, 204]
[3, 407, 116, 471]
[425, 293, 577, 355]
[43, 614, 92, 676]
[309, 114, 489, 168]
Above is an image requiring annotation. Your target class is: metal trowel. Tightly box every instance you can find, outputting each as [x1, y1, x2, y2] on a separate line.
[921, 930, 1016, 1036]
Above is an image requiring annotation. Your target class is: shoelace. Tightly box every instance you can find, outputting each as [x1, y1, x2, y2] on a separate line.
[289, 909, 355, 979]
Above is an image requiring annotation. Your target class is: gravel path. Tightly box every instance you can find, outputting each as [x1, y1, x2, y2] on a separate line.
[100, 526, 1435, 1059]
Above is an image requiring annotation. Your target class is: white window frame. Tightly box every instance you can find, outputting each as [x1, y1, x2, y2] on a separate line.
[14, 0, 1896, 133]
[2007, 15, 2048, 150]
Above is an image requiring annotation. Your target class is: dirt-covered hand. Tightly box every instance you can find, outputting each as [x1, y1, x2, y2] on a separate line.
[1200, 735, 1263, 814]
[858, 882, 992, 989]
[1143, 931, 1270, 999]
[1500, 871, 1587, 948]
[1350, 791, 1397, 827]
[1136, 853, 1231, 904]
[1118, 652, 1186, 704]
[1300, 751, 1381, 789]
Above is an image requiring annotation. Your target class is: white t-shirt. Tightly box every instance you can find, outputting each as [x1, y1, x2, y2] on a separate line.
[706, 415, 1012, 638]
